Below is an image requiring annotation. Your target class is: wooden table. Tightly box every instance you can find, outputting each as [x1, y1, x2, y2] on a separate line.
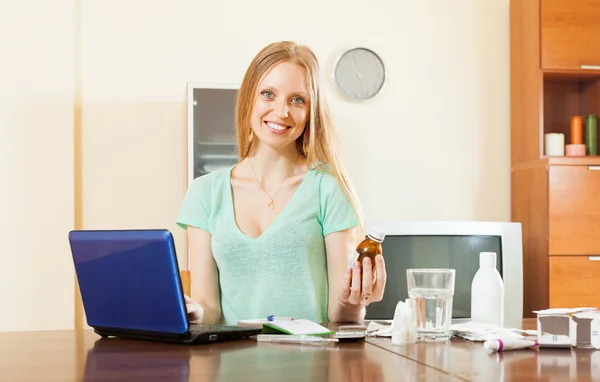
[366, 318, 599, 381]
[0, 319, 597, 381]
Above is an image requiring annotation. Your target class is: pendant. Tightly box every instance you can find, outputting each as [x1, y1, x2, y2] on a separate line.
[268, 200, 274, 209]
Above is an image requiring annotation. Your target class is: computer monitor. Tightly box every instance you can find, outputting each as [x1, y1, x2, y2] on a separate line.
[364, 220, 523, 329]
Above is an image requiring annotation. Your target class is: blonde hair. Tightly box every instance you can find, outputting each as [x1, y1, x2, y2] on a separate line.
[235, 41, 364, 242]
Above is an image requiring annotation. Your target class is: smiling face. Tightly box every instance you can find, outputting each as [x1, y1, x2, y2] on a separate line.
[249, 61, 310, 151]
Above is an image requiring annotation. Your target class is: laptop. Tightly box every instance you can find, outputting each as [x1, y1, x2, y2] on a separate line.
[68, 229, 262, 344]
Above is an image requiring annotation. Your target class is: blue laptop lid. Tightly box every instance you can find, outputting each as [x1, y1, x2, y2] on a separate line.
[69, 229, 189, 334]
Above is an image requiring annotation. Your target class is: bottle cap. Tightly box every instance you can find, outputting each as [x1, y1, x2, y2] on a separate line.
[480, 252, 497, 268]
[368, 229, 386, 242]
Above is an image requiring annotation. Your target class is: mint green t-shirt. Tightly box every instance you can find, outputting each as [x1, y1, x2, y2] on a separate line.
[176, 165, 359, 325]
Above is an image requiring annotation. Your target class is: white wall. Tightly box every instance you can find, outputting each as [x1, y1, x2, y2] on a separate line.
[0, 0, 75, 332]
[0, 0, 510, 331]
[81, 0, 510, 263]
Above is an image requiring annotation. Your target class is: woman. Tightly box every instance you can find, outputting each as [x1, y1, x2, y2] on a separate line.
[177, 41, 386, 325]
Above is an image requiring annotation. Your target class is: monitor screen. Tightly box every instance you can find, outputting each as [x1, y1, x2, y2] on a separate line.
[365, 235, 503, 320]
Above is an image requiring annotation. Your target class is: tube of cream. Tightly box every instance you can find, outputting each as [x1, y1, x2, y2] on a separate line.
[483, 338, 539, 352]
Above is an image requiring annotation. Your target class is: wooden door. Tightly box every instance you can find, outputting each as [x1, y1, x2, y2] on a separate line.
[548, 165, 600, 255]
[550, 256, 600, 308]
[541, 0, 600, 70]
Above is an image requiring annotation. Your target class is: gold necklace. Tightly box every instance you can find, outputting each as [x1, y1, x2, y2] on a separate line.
[248, 154, 299, 209]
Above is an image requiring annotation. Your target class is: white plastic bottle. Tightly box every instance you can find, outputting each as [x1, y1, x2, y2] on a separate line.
[470, 252, 504, 327]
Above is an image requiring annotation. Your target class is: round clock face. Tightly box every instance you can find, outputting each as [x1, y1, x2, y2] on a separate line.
[334, 48, 385, 101]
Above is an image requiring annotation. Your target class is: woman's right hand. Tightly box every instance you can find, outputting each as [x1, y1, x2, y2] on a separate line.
[184, 295, 204, 323]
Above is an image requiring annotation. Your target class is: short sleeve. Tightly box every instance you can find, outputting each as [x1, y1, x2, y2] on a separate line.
[176, 174, 213, 232]
[318, 171, 360, 236]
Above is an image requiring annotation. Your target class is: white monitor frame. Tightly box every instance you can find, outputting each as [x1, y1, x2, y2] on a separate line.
[365, 220, 524, 329]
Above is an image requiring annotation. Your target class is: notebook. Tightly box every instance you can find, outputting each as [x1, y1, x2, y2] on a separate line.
[238, 318, 333, 336]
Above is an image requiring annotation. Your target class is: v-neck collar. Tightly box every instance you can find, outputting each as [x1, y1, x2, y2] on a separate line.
[227, 166, 313, 243]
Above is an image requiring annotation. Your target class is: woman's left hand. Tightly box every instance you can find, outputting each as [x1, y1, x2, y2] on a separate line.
[338, 254, 387, 307]
[184, 294, 205, 323]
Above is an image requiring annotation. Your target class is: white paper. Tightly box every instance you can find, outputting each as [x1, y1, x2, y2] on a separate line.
[264, 319, 332, 335]
[450, 321, 530, 342]
[366, 321, 393, 337]
[534, 307, 598, 315]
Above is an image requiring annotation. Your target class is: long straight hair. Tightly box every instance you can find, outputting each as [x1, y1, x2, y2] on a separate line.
[235, 41, 364, 242]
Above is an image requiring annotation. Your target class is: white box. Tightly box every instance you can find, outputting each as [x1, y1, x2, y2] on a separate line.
[534, 307, 600, 349]
[573, 311, 600, 349]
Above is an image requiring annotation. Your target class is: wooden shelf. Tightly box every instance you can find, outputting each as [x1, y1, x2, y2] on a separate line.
[543, 69, 600, 82]
[511, 156, 600, 171]
[542, 73, 600, 147]
[546, 156, 600, 166]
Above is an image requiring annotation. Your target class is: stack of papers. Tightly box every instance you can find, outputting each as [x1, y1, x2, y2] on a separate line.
[366, 321, 393, 337]
[450, 321, 537, 342]
[365, 320, 539, 342]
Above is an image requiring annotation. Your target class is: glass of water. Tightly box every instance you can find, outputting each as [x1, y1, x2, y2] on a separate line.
[406, 268, 456, 342]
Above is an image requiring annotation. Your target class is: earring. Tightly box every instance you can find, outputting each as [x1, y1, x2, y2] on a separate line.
[303, 128, 309, 155]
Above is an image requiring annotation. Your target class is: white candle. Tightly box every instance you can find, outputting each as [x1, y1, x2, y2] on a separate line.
[545, 133, 565, 156]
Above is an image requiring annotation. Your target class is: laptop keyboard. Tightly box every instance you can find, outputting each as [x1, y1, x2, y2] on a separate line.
[189, 324, 250, 333]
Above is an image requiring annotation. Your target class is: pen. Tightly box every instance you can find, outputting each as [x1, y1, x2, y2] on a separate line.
[257, 334, 338, 345]
[267, 315, 294, 321]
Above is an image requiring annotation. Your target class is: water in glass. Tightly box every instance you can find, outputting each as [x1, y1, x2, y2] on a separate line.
[408, 287, 454, 341]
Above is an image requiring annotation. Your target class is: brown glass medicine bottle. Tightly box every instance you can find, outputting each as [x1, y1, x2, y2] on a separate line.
[355, 230, 386, 279]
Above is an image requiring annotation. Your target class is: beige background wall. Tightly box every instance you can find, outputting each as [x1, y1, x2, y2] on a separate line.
[0, 0, 76, 332]
[1, 0, 510, 331]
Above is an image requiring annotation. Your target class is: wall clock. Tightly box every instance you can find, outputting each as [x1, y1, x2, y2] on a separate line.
[333, 47, 386, 101]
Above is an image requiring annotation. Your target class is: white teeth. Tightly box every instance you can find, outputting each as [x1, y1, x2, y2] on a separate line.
[266, 122, 288, 131]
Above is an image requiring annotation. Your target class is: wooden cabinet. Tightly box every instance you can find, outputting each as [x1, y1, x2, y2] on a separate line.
[541, 0, 600, 70]
[511, 0, 600, 317]
[550, 256, 600, 308]
[549, 165, 600, 255]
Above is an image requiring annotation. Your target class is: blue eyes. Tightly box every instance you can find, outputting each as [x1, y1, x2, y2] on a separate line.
[260, 90, 306, 105]
[291, 96, 305, 105]
[261, 90, 274, 98]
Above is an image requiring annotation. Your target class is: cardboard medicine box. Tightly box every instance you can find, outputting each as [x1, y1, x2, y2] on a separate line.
[534, 308, 600, 349]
